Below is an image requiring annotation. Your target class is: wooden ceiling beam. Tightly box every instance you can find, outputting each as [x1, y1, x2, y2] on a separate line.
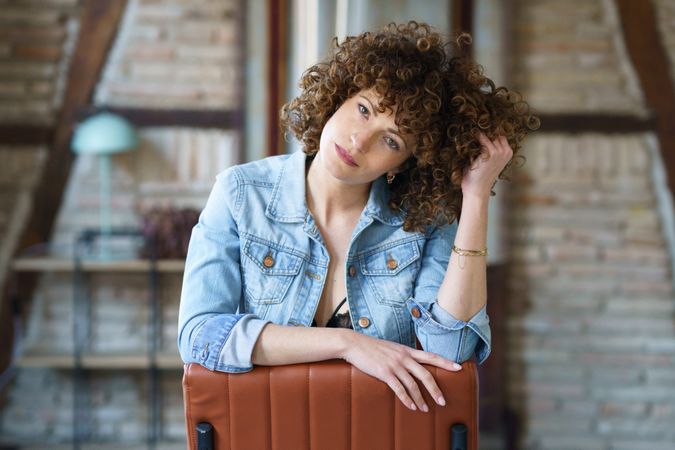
[1, 112, 654, 147]
[0, 125, 53, 146]
[0, 107, 241, 147]
[615, 0, 675, 195]
[536, 113, 657, 134]
[75, 107, 242, 129]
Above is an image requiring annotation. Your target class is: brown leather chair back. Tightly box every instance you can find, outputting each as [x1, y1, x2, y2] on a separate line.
[183, 359, 478, 450]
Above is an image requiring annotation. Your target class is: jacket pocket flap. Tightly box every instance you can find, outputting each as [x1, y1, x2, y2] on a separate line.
[360, 240, 420, 276]
[243, 238, 304, 276]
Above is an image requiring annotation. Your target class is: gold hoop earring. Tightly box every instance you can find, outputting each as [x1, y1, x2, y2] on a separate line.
[386, 173, 395, 184]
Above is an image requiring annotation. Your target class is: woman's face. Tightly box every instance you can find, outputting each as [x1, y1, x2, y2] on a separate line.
[316, 88, 414, 185]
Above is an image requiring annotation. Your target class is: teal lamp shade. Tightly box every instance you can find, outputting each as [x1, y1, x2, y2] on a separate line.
[71, 112, 139, 259]
[71, 112, 138, 155]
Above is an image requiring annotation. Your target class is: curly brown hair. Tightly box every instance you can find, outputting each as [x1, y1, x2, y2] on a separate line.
[281, 21, 539, 234]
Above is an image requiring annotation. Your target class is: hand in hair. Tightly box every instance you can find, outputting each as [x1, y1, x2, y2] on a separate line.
[461, 132, 514, 199]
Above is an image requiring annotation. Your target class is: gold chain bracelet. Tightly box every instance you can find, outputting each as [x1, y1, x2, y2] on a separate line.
[452, 245, 488, 257]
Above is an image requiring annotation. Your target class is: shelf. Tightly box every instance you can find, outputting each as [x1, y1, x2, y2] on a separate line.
[11, 257, 185, 273]
[14, 353, 74, 368]
[15, 352, 184, 369]
[0, 441, 186, 450]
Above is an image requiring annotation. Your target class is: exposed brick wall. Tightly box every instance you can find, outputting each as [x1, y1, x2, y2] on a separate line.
[1, 369, 184, 447]
[94, 0, 242, 109]
[0, 368, 73, 442]
[508, 0, 675, 449]
[0, 0, 81, 298]
[3, 0, 675, 449]
[0, 0, 80, 125]
[12, 127, 236, 353]
[50, 127, 239, 249]
[512, 0, 647, 115]
[1, 128, 238, 445]
[507, 134, 675, 449]
[654, 0, 675, 83]
[0, 0, 243, 446]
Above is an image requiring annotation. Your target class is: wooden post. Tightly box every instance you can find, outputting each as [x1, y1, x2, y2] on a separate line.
[615, 0, 675, 197]
[267, 0, 288, 156]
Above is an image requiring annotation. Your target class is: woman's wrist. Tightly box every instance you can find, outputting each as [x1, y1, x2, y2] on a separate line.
[460, 191, 490, 218]
[454, 190, 489, 251]
[461, 188, 492, 204]
[336, 328, 355, 360]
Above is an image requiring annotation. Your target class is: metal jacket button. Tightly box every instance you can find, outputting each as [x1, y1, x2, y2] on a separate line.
[358, 317, 370, 328]
[411, 307, 421, 318]
[263, 254, 275, 268]
[386, 258, 398, 270]
[348, 265, 356, 277]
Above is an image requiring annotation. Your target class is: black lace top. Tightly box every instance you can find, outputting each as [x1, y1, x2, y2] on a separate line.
[310, 298, 353, 329]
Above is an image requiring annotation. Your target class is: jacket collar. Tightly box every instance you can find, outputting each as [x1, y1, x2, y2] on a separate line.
[265, 150, 405, 226]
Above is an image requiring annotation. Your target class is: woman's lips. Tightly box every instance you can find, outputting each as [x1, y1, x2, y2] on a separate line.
[335, 144, 358, 167]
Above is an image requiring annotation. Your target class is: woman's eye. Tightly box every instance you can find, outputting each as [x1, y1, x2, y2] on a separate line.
[358, 103, 369, 116]
[385, 136, 400, 150]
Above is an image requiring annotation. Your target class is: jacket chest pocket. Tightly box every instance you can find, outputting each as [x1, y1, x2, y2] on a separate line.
[360, 239, 421, 307]
[242, 238, 303, 305]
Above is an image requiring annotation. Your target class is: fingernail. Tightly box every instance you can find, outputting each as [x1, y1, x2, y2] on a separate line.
[410, 403, 416, 411]
[422, 404, 429, 412]
[453, 363, 462, 370]
[438, 396, 446, 406]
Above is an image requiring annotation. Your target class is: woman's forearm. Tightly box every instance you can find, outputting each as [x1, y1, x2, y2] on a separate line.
[436, 193, 489, 322]
[251, 323, 351, 366]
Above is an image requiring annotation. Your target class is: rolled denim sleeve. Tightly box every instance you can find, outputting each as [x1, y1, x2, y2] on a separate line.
[407, 221, 492, 364]
[177, 167, 270, 373]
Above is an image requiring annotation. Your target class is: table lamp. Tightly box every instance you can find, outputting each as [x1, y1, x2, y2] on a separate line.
[71, 111, 138, 259]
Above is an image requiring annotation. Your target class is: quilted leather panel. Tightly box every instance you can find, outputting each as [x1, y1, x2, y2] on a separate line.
[183, 359, 478, 450]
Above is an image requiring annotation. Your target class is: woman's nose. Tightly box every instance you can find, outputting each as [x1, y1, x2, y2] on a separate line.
[350, 132, 371, 153]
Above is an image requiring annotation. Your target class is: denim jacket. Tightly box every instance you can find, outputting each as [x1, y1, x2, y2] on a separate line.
[177, 150, 491, 373]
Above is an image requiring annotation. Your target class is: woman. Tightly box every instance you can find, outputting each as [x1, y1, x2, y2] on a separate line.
[178, 21, 537, 413]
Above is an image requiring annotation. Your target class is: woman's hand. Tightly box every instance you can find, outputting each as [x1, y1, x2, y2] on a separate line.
[340, 330, 462, 411]
[461, 132, 514, 199]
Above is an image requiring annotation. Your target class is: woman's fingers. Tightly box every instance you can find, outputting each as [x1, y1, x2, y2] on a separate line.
[490, 134, 513, 159]
[470, 133, 513, 186]
[405, 362, 446, 407]
[345, 335, 461, 413]
[478, 132, 512, 157]
[476, 133, 494, 162]
[395, 368, 427, 412]
[385, 375, 417, 411]
[476, 131, 491, 147]
[395, 349, 463, 411]
[412, 348, 462, 372]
